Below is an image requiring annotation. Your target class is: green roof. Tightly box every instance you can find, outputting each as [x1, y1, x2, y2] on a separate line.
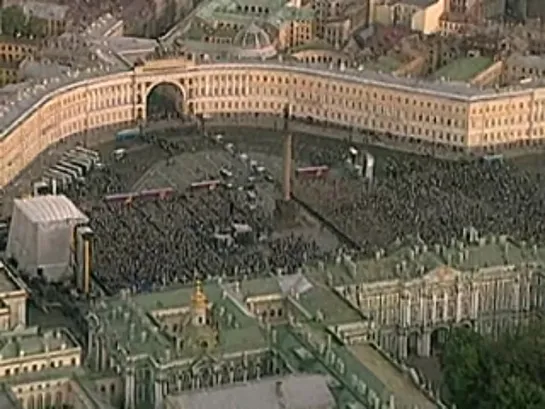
[349, 344, 437, 409]
[298, 285, 362, 325]
[365, 55, 403, 73]
[432, 56, 493, 81]
[92, 281, 268, 362]
[0, 326, 78, 360]
[305, 235, 545, 286]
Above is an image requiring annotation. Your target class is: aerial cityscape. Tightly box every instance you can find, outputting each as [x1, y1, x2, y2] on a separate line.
[0, 0, 544, 408]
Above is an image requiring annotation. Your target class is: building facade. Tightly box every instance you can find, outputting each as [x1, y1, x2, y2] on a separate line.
[82, 232, 545, 409]
[2, 56, 545, 187]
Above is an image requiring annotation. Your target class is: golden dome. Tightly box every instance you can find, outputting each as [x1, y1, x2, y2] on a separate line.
[191, 280, 208, 309]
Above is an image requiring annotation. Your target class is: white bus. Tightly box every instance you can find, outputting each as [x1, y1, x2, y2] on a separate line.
[59, 161, 84, 178]
[44, 169, 71, 189]
[74, 146, 100, 162]
[52, 165, 79, 181]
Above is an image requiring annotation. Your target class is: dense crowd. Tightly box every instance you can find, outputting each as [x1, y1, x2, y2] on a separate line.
[294, 156, 545, 253]
[84, 189, 325, 292]
[67, 136, 330, 293]
[64, 121, 545, 293]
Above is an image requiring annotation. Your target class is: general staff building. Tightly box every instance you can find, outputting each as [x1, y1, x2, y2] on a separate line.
[1, 57, 545, 187]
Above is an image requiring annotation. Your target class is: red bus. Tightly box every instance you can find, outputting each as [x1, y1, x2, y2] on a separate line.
[139, 188, 174, 200]
[295, 166, 329, 179]
[104, 187, 174, 204]
[190, 179, 221, 191]
[104, 192, 135, 204]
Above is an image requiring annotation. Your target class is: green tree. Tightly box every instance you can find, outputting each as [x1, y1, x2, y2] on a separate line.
[1, 6, 27, 37]
[26, 15, 47, 38]
[443, 324, 545, 409]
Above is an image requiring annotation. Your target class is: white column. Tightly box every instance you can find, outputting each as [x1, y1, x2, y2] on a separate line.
[401, 294, 411, 327]
[442, 291, 449, 322]
[512, 278, 521, 311]
[470, 286, 480, 320]
[124, 368, 135, 409]
[419, 293, 425, 325]
[87, 329, 94, 364]
[431, 293, 437, 324]
[154, 381, 161, 409]
[524, 278, 532, 310]
[455, 287, 463, 322]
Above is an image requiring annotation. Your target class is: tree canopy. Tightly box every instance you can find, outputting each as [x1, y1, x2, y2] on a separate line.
[442, 323, 545, 409]
[1, 6, 46, 38]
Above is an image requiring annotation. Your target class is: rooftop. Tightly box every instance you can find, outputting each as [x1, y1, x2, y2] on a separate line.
[297, 284, 363, 325]
[0, 326, 79, 361]
[21, 1, 69, 21]
[364, 55, 403, 73]
[1, 56, 545, 141]
[306, 234, 545, 286]
[165, 374, 335, 409]
[349, 344, 436, 409]
[92, 282, 269, 361]
[12, 194, 88, 224]
[431, 56, 493, 81]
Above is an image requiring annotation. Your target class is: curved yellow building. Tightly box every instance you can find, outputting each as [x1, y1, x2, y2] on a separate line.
[0, 56, 544, 187]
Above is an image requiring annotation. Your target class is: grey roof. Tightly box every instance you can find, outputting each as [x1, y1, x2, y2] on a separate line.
[19, 59, 71, 81]
[165, 374, 335, 409]
[278, 271, 313, 295]
[13, 195, 88, 224]
[1, 56, 544, 140]
[105, 37, 158, 56]
[22, 1, 69, 21]
[82, 13, 123, 38]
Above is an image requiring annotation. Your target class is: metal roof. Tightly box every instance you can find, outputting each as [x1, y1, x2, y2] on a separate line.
[165, 374, 335, 409]
[13, 195, 88, 224]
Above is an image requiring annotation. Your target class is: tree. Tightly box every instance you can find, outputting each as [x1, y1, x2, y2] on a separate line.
[26, 15, 47, 38]
[1, 6, 27, 37]
[443, 324, 545, 409]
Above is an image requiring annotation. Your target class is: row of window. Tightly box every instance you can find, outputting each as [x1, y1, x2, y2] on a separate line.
[3, 357, 78, 377]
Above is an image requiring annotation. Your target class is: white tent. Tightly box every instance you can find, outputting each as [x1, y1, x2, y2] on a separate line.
[6, 195, 89, 282]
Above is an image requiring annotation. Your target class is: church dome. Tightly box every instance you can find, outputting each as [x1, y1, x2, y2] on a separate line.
[234, 23, 272, 49]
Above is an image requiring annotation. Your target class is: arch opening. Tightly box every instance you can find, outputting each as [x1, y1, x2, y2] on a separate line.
[430, 326, 449, 356]
[146, 82, 185, 121]
[407, 331, 419, 356]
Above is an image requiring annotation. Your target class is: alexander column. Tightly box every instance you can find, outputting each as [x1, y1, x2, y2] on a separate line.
[274, 104, 299, 228]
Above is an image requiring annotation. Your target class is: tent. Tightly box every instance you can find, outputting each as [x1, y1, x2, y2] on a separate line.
[6, 195, 89, 281]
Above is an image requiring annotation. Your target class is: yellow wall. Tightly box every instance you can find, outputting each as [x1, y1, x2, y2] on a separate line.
[2, 59, 545, 188]
[412, 0, 445, 34]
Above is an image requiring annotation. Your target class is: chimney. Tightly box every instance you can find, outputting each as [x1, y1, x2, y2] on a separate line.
[282, 105, 292, 202]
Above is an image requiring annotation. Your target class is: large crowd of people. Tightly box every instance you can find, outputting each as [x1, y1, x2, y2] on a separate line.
[75, 188, 327, 292]
[66, 135, 330, 293]
[294, 155, 545, 254]
[62, 121, 545, 293]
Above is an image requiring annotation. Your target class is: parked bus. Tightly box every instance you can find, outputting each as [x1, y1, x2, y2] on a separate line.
[104, 192, 135, 204]
[139, 188, 174, 200]
[295, 166, 330, 178]
[44, 169, 70, 189]
[52, 165, 79, 181]
[74, 147, 100, 162]
[63, 152, 94, 173]
[59, 161, 84, 178]
[115, 128, 140, 142]
[66, 157, 92, 175]
[190, 180, 221, 191]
